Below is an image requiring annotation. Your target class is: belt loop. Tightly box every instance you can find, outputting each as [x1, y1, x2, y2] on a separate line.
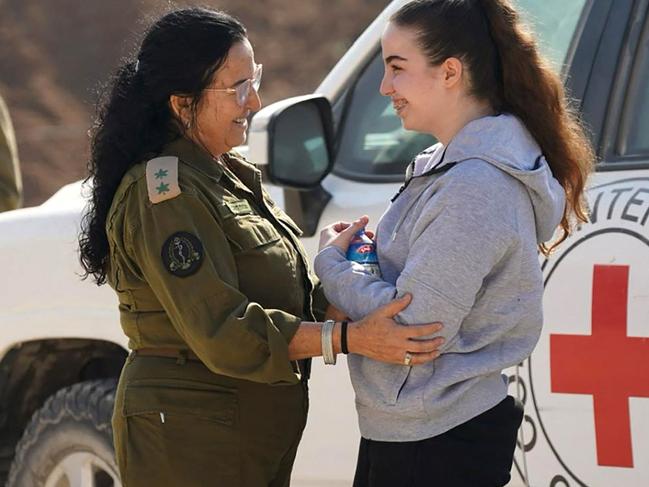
[176, 350, 188, 365]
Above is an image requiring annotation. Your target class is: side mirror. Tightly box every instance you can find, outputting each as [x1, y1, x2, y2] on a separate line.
[247, 95, 334, 189]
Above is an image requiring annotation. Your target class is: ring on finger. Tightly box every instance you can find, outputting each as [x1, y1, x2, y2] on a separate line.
[403, 351, 413, 366]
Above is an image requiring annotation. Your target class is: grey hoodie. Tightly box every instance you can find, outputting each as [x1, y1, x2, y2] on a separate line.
[314, 114, 565, 441]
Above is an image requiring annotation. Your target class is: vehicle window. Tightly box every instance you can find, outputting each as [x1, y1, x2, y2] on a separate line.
[515, 0, 588, 70]
[334, 0, 589, 180]
[620, 21, 649, 156]
[334, 54, 435, 180]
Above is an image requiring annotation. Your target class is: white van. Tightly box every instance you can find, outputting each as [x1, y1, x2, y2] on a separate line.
[0, 1, 647, 486]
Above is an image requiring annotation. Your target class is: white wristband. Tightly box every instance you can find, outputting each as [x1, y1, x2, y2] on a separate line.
[321, 320, 337, 365]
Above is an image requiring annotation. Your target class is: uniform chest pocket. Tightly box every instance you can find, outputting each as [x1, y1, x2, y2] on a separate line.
[223, 214, 282, 252]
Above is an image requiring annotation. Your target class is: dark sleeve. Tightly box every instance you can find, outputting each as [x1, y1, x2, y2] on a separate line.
[310, 276, 330, 322]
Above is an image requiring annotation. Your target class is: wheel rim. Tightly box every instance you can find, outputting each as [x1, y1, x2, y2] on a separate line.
[44, 451, 121, 487]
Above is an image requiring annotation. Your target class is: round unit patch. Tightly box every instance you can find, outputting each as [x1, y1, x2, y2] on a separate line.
[161, 232, 204, 277]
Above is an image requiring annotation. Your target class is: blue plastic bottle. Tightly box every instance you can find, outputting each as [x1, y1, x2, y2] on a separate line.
[346, 229, 381, 277]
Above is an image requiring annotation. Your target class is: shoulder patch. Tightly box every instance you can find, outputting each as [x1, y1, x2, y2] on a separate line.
[146, 156, 181, 204]
[161, 232, 204, 277]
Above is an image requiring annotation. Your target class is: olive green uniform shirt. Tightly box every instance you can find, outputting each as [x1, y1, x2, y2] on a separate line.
[0, 95, 22, 212]
[106, 137, 327, 385]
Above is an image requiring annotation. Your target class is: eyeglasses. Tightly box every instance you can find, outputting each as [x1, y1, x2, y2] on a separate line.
[205, 64, 263, 107]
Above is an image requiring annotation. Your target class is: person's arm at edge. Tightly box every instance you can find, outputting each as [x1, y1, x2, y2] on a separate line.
[0, 95, 22, 212]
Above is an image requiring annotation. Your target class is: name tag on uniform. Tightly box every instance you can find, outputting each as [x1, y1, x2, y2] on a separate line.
[225, 200, 253, 216]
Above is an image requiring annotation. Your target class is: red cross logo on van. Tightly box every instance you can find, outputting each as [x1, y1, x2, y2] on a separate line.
[550, 265, 649, 468]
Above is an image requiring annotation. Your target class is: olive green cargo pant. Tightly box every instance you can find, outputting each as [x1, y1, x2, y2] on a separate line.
[113, 354, 308, 487]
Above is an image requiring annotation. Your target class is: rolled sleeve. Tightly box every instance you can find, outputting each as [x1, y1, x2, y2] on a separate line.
[310, 276, 330, 321]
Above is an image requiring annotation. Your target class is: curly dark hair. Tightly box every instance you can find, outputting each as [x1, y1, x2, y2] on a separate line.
[79, 8, 247, 284]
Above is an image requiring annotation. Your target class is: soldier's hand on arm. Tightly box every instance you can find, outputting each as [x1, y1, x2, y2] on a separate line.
[119, 163, 444, 378]
[288, 294, 445, 365]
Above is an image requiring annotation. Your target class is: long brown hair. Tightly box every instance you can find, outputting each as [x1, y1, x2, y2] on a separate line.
[392, 0, 595, 254]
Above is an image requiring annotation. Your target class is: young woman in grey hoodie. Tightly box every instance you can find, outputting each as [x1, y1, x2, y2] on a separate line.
[314, 1, 595, 486]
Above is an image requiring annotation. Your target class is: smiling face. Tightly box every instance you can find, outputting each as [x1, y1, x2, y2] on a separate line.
[192, 38, 262, 156]
[380, 22, 461, 137]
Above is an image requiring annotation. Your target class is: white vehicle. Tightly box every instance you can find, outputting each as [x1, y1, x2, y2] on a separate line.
[0, 1, 647, 486]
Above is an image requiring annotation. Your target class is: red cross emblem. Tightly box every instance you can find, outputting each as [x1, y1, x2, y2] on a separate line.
[550, 264, 649, 468]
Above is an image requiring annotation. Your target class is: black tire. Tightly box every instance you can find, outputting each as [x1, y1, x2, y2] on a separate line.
[7, 378, 121, 487]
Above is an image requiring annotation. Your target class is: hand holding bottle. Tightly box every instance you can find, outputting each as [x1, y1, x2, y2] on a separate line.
[317, 216, 370, 252]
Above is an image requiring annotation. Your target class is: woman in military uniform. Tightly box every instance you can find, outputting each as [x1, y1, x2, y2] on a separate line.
[78, 8, 444, 487]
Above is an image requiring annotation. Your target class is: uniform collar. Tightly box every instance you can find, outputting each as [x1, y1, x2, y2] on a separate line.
[222, 151, 262, 193]
[161, 137, 263, 193]
[161, 137, 225, 182]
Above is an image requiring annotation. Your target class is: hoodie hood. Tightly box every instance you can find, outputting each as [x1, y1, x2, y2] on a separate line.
[413, 113, 566, 243]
